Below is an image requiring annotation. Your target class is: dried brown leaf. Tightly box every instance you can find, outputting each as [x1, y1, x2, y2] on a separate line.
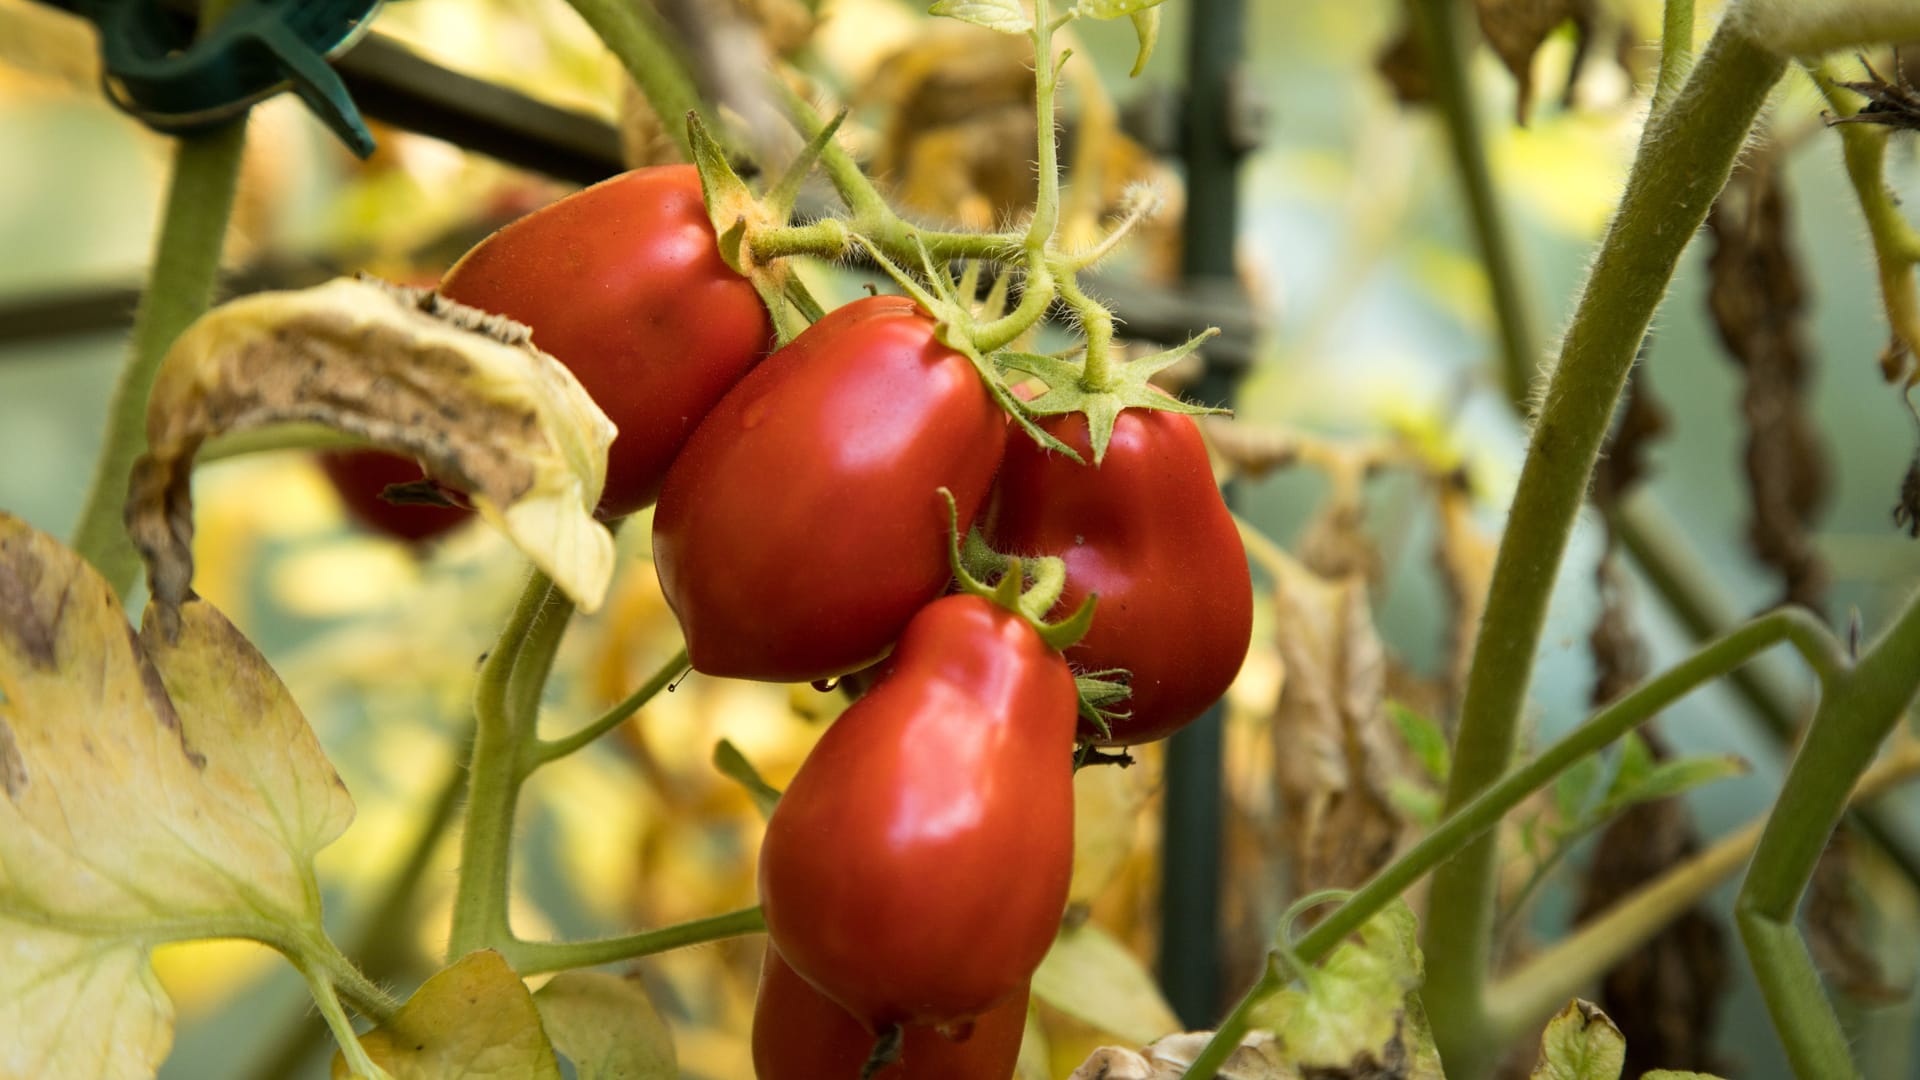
[1807, 825, 1907, 1004]
[126, 277, 617, 627]
[1475, 0, 1584, 123]
[1269, 554, 1409, 898]
[1706, 165, 1830, 611]
[1572, 734, 1731, 1078]
[1433, 472, 1496, 712]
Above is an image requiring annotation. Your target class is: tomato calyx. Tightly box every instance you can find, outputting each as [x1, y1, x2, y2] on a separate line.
[999, 328, 1231, 463]
[686, 111, 833, 344]
[940, 489, 1131, 737]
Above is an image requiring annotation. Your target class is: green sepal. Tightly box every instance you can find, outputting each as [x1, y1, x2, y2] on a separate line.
[852, 234, 1085, 464]
[687, 111, 758, 274]
[764, 109, 847, 220]
[939, 488, 1100, 653]
[998, 328, 1228, 463]
[1074, 667, 1132, 740]
[1127, 8, 1161, 76]
[712, 739, 781, 820]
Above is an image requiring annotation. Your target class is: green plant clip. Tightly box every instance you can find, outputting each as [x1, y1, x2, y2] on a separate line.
[53, 0, 382, 155]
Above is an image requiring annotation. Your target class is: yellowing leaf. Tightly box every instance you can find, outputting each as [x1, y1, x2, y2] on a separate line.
[1069, 753, 1156, 903]
[533, 971, 675, 1080]
[928, 0, 1032, 33]
[1032, 922, 1180, 1046]
[0, 512, 354, 1078]
[1252, 901, 1442, 1076]
[125, 277, 618, 621]
[1068, 1032, 1285, 1079]
[1077, 0, 1167, 18]
[1531, 1000, 1626, 1080]
[337, 951, 561, 1080]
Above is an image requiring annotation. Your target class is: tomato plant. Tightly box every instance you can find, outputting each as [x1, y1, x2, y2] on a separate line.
[439, 164, 773, 518]
[652, 295, 1009, 683]
[987, 404, 1253, 744]
[756, 592, 1076, 1029]
[317, 449, 471, 544]
[752, 946, 1029, 1080]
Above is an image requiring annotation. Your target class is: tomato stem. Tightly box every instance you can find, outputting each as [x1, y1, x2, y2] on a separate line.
[1025, 0, 1064, 253]
[500, 906, 767, 975]
[530, 647, 691, 769]
[69, 117, 246, 598]
[563, 0, 706, 160]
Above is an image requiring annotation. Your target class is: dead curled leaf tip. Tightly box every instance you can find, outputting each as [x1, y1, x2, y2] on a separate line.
[123, 276, 618, 618]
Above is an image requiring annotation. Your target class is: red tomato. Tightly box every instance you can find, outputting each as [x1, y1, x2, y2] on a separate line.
[652, 295, 1009, 682]
[753, 945, 1029, 1080]
[317, 449, 470, 543]
[439, 165, 773, 517]
[986, 406, 1252, 744]
[757, 593, 1076, 1029]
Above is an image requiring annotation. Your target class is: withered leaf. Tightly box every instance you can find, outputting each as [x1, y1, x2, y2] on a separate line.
[1268, 552, 1409, 898]
[0, 512, 354, 1079]
[1475, 0, 1584, 123]
[125, 277, 618, 626]
[333, 950, 561, 1079]
[1532, 999, 1626, 1080]
[1706, 165, 1830, 610]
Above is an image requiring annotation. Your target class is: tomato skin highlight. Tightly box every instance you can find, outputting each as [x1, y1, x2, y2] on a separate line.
[757, 594, 1076, 1029]
[439, 164, 773, 517]
[752, 946, 1029, 1080]
[986, 407, 1253, 745]
[652, 295, 1010, 682]
[317, 449, 471, 543]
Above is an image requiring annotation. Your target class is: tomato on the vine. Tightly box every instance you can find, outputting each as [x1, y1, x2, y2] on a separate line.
[652, 295, 1009, 683]
[439, 164, 773, 517]
[752, 946, 1029, 1080]
[757, 593, 1076, 1029]
[986, 405, 1252, 744]
[318, 449, 471, 543]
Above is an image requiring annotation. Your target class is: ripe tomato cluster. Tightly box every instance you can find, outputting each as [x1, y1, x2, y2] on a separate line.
[341, 165, 1252, 1076]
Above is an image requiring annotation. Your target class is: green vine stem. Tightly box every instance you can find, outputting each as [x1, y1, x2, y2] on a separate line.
[501, 905, 767, 975]
[1737, 587, 1920, 1077]
[304, 964, 393, 1080]
[1026, 0, 1063, 253]
[69, 118, 247, 598]
[1407, 0, 1537, 407]
[1654, 0, 1697, 111]
[1813, 60, 1920, 376]
[1420, 24, 1786, 1075]
[447, 571, 568, 959]
[1180, 606, 1839, 1080]
[532, 647, 690, 767]
[563, 0, 706, 160]
[1487, 734, 1920, 1043]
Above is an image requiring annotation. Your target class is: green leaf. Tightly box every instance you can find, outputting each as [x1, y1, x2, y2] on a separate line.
[0, 512, 356, 1079]
[1076, 0, 1168, 18]
[1603, 731, 1655, 802]
[1596, 753, 1748, 820]
[1530, 1000, 1625, 1080]
[1641, 1073, 1728, 1079]
[928, 0, 1033, 33]
[1127, 7, 1162, 76]
[1388, 701, 1450, 782]
[533, 971, 676, 1080]
[1032, 922, 1181, 1046]
[336, 951, 561, 1079]
[713, 739, 782, 820]
[1552, 753, 1604, 826]
[1252, 901, 1439, 1073]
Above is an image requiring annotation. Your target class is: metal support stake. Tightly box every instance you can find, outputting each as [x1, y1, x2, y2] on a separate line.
[1158, 0, 1252, 1030]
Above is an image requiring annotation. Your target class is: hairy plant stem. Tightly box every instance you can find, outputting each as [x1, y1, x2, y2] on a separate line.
[1420, 23, 1786, 1076]
[1814, 61, 1920, 367]
[1181, 607, 1837, 1080]
[1655, 0, 1697, 110]
[563, 0, 704, 160]
[447, 572, 566, 959]
[70, 118, 246, 597]
[502, 906, 767, 975]
[304, 964, 392, 1080]
[1407, 0, 1537, 407]
[1027, 0, 1063, 252]
[1738, 586, 1920, 1077]
[532, 647, 689, 767]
